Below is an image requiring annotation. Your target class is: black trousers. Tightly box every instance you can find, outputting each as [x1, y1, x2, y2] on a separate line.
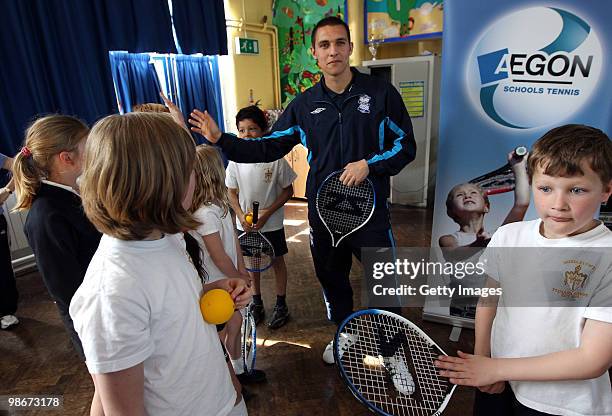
[474, 384, 556, 416]
[309, 224, 400, 325]
[0, 214, 18, 316]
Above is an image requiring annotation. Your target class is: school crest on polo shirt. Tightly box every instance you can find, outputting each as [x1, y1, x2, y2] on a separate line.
[357, 95, 371, 114]
[264, 167, 273, 183]
[551, 259, 595, 301]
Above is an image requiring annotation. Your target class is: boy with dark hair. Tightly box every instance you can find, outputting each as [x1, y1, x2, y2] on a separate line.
[226, 105, 296, 329]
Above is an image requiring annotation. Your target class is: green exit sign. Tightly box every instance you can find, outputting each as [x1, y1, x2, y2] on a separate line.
[235, 37, 259, 55]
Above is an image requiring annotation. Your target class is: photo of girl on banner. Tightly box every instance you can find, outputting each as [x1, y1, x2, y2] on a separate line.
[437, 149, 529, 319]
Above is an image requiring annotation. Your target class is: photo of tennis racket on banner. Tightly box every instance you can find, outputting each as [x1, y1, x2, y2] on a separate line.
[468, 146, 527, 195]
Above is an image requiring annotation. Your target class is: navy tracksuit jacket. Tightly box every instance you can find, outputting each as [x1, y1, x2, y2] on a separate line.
[218, 68, 416, 323]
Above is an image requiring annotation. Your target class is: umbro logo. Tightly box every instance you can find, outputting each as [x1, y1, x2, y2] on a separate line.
[310, 107, 326, 114]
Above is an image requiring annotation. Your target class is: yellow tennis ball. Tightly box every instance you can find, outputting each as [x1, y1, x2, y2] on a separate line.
[245, 213, 253, 225]
[200, 289, 234, 325]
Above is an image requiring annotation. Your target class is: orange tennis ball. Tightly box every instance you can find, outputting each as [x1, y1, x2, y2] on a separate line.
[245, 213, 253, 225]
[200, 289, 234, 324]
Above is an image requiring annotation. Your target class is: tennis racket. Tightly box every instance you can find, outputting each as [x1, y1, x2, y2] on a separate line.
[335, 309, 456, 416]
[469, 146, 527, 195]
[316, 170, 376, 247]
[238, 201, 275, 272]
[241, 306, 257, 374]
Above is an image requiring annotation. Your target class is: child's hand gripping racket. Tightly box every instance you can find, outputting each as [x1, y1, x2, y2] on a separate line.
[469, 146, 527, 195]
[335, 309, 457, 416]
[316, 170, 376, 247]
[238, 201, 275, 272]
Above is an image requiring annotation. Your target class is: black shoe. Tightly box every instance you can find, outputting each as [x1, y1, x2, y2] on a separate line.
[241, 385, 254, 402]
[249, 303, 265, 326]
[237, 368, 267, 384]
[267, 304, 290, 329]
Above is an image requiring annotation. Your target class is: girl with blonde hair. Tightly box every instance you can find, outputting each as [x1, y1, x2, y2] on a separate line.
[12, 114, 103, 414]
[70, 113, 251, 415]
[189, 145, 266, 386]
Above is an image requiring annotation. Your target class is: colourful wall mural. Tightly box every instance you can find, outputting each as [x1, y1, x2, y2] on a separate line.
[273, 0, 347, 107]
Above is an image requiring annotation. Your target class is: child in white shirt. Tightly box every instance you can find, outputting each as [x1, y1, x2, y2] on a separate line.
[70, 113, 251, 415]
[189, 144, 267, 387]
[435, 124, 612, 416]
[226, 105, 297, 329]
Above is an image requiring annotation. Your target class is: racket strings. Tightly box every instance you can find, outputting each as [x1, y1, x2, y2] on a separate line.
[339, 314, 451, 415]
[317, 175, 374, 235]
[242, 312, 256, 373]
[239, 232, 274, 271]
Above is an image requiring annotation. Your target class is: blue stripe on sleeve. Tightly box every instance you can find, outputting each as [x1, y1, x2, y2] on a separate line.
[244, 126, 298, 142]
[367, 118, 406, 165]
[378, 118, 386, 151]
[244, 126, 310, 164]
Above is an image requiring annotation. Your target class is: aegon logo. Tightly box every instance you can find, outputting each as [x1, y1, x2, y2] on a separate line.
[466, 7, 602, 129]
[481, 52, 592, 82]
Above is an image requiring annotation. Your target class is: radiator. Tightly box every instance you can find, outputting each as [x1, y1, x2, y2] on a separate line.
[3, 193, 35, 274]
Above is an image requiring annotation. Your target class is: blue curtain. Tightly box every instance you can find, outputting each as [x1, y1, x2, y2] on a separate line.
[171, 0, 228, 55]
[0, 0, 176, 155]
[109, 52, 162, 113]
[174, 55, 225, 144]
[102, 0, 176, 53]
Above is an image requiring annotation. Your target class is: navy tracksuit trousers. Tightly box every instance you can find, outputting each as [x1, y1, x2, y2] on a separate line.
[309, 205, 400, 325]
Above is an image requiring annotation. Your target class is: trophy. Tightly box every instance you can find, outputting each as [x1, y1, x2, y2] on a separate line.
[368, 33, 383, 60]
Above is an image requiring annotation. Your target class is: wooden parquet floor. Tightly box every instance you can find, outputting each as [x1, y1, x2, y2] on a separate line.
[1, 201, 477, 415]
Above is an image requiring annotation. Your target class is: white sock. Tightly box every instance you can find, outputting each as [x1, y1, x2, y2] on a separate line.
[231, 357, 244, 375]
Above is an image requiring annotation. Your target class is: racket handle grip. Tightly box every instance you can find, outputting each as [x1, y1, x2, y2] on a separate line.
[252, 201, 259, 224]
[512, 146, 528, 161]
[485, 185, 514, 195]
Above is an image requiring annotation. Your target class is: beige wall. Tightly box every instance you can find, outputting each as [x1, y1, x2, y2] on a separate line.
[225, 0, 273, 23]
[222, 0, 279, 132]
[347, 0, 365, 67]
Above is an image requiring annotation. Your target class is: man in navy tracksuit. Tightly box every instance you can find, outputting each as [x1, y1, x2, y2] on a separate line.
[190, 16, 416, 363]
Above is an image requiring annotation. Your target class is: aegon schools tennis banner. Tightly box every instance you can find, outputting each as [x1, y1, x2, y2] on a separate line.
[426, 0, 611, 324]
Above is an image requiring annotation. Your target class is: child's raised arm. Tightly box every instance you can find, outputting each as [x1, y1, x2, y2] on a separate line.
[159, 92, 188, 130]
[502, 150, 530, 225]
[435, 318, 612, 386]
